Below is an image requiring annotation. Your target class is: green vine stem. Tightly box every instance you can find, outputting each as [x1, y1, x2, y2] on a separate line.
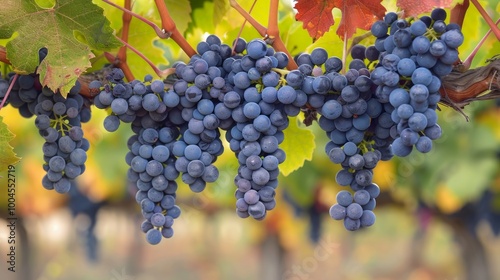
[342, 30, 348, 74]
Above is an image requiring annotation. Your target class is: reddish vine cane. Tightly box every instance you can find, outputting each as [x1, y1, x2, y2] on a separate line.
[104, 0, 135, 82]
[229, 0, 299, 70]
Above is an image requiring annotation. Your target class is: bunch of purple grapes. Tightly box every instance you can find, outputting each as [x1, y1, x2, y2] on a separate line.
[1, 72, 90, 194]
[92, 7, 464, 239]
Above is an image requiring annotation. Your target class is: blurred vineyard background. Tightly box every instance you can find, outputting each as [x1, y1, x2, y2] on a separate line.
[1, 0, 500, 279]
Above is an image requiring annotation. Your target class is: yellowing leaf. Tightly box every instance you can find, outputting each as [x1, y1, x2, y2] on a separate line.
[0, 116, 21, 173]
[373, 160, 396, 190]
[0, 0, 122, 96]
[436, 184, 462, 214]
[280, 117, 315, 176]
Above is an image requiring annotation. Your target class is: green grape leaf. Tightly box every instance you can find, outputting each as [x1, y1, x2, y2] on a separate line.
[279, 8, 317, 57]
[280, 160, 322, 207]
[444, 158, 496, 201]
[0, 0, 121, 96]
[0, 116, 21, 173]
[165, 0, 192, 35]
[125, 19, 170, 80]
[129, 0, 192, 32]
[190, 1, 216, 34]
[213, 0, 230, 26]
[409, 109, 499, 210]
[280, 117, 315, 176]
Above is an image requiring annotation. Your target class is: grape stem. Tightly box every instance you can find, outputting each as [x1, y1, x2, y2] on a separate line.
[341, 30, 348, 74]
[154, 0, 196, 57]
[266, 0, 280, 40]
[110, 37, 175, 78]
[231, 0, 258, 55]
[229, 0, 267, 35]
[461, 18, 500, 71]
[470, 0, 500, 40]
[271, 68, 290, 77]
[0, 74, 17, 111]
[349, 32, 374, 55]
[103, 0, 196, 58]
[229, 0, 298, 70]
[0, 46, 9, 64]
[104, 0, 135, 81]
[102, 0, 169, 39]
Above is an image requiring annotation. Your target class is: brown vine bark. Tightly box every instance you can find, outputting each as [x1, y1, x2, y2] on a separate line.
[439, 58, 500, 109]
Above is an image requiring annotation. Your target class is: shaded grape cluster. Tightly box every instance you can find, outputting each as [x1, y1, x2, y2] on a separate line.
[1, 73, 90, 194]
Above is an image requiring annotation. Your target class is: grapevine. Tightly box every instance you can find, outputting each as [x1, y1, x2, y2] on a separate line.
[0, 0, 499, 248]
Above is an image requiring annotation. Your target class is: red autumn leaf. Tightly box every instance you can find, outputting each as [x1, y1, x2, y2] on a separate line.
[294, 0, 386, 41]
[334, 0, 386, 40]
[397, 0, 456, 17]
[294, 0, 336, 40]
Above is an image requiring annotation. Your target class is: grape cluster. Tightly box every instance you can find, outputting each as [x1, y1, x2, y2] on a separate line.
[93, 8, 463, 237]
[292, 48, 385, 230]
[1, 73, 90, 193]
[94, 70, 196, 245]
[369, 8, 462, 156]
[94, 35, 298, 243]
[216, 39, 298, 220]
[292, 8, 462, 231]
[1, 6, 466, 241]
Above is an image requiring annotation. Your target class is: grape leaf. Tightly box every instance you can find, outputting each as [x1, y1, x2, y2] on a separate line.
[397, 0, 459, 17]
[334, 0, 386, 40]
[280, 160, 322, 207]
[294, 0, 336, 40]
[213, 0, 229, 26]
[129, 0, 193, 34]
[280, 117, 315, 176]
[0, 0, 121, 96]
[0, 116, 20, 173]
[124, 19, 170, 81]
[294, 0, 386, 40]
[164, 0, 193, 35]
[445, 158, 495, 202]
